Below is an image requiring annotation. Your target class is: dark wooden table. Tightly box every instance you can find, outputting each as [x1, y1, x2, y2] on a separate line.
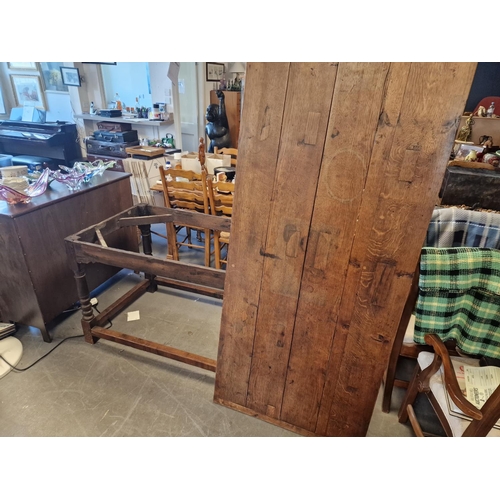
[0, 171, 138, 341]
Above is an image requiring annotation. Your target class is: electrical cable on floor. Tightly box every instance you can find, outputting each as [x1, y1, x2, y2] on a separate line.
[0, 334, 84, 372]
[0, 304, 112, 373]
[93, 305, 113, 329]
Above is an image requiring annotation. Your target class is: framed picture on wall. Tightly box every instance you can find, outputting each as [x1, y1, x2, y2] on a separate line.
[39, 62, 69, 92]
[60, 66, 81, 87]
[10, 74, 46, 109]
[8, 62, 38, 70]
[206, 62, 225, 82]
[0, 84, 5, 114]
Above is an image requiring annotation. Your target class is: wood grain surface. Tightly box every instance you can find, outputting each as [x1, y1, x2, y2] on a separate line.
[214, 62, 477, 436]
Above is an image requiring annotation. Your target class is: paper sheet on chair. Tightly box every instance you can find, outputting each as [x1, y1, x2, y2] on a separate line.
[464, 365, 500, 409]
[444, 360, 500, 429]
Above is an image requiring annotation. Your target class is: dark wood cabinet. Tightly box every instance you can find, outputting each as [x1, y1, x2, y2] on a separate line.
[210, 90, 241, 149]
[0, 171, 138, 341]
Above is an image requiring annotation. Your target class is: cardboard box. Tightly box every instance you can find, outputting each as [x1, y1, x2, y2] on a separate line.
[0, 165, 28, 178]
[181, 152, 231, 174]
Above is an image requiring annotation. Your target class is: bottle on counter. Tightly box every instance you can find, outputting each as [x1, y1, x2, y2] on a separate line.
[173, 152, 182, 169]
[115, 93, 122, 111]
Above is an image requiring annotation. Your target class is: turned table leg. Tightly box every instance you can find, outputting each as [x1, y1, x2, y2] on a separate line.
[139, 223, 158, 293]
[74, 263, 97, 344]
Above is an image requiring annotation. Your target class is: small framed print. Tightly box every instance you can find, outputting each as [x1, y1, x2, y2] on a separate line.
[206, 62, 225, 82]
[0, 84, 6, 114]
[10, 74, 46, 109]
[60, 66, 81, 87]
[8, 62, 38, 70]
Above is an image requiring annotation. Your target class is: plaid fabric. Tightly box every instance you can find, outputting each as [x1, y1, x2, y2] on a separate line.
[414, 247, 500, 360]
[425, 207, 500, 249]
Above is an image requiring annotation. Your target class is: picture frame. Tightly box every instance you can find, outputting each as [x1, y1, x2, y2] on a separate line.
[0, 84, 5, 114]
[60, 66, 81, 87]
[8, 62, 37, 70]
[454, 143, 484, 160]
[39, 62, 69, 92]
[206, 62, 225, 82]
[10, 74, 46, 109]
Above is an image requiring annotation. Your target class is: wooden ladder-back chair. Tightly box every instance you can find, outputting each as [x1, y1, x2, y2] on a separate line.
[399, 334, 500, 436]
[214, 147, 238, 167]
[207, 176, 235, 269]
[158, 165, 211, 267]
[382, 206, 500, 413]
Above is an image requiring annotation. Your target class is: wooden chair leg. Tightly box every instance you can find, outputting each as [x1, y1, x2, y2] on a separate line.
[406, 404, 425, 437]
[204, 229, 210, 267]
[398, 362, 422, 423]
[382, 332, 407, 413]
[214, 232, 222, 270]
[165, 222, 179, 261]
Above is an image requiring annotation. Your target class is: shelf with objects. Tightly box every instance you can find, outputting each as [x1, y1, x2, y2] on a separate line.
[440, 99, 500, 210]
[74, 113, 179, 174]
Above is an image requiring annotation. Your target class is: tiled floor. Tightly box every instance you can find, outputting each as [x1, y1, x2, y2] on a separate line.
[0, 225, 432, 437]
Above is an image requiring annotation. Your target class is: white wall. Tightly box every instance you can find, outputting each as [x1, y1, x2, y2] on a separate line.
[101, 62, 153, 110]
[0, 62, 74, 122]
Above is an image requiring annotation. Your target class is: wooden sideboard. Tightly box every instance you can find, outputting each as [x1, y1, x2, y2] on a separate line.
[210, 90, 241, 149]
[0, 171, 138, 341]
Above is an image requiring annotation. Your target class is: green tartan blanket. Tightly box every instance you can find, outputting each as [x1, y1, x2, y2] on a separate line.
[414, 247, 500, 359]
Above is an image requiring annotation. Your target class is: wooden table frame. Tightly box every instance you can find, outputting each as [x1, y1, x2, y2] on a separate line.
[64, 204, 231, 372]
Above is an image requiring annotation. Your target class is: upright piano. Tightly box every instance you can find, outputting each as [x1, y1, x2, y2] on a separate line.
[0, 120, 81, 166]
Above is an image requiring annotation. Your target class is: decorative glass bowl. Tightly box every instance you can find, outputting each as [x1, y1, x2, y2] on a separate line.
[59, 160, 116, 184]
[0, 168, 51, 205]
[51, 160, 115, 191]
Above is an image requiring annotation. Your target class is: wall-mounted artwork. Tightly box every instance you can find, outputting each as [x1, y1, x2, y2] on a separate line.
[0, 84, 5, 114]
[10, 75, 46, 109]
[39, 62, 69, 92]
[8, 62, 38, 70]
[60, 66, 81, 87]
[206, 62, 225, 82]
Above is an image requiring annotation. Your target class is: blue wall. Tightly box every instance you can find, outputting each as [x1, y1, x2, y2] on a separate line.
[464, 62, 500, 112]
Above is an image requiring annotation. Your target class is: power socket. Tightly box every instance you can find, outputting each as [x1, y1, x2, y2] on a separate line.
[90, 298, 98, 306]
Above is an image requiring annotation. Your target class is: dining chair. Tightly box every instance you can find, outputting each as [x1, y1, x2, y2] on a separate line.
[382, 206, 500, 413]
[394, 246, 500, 436]
[158, 165, 211, 267]
[214, 147, 238, 167]
[206, 176, 235, 269]
[399, 333, 500, 437]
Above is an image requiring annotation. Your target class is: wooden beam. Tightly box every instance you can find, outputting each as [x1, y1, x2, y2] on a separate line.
[73, 241, 226, 290]
[118, 215, 174, 226]
[214, 62, 291, 407]
[245, 62, 339, 418]
[94, 279, 150, 327]
[280, 62, 392, 431]
[154, 276, 224, 299]
[316, 62, 477, 436]
[148, 206, 232, 232]
[92, 326, 217, 372]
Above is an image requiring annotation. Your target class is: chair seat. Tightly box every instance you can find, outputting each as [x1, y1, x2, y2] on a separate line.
[417, 351, 500, 437]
